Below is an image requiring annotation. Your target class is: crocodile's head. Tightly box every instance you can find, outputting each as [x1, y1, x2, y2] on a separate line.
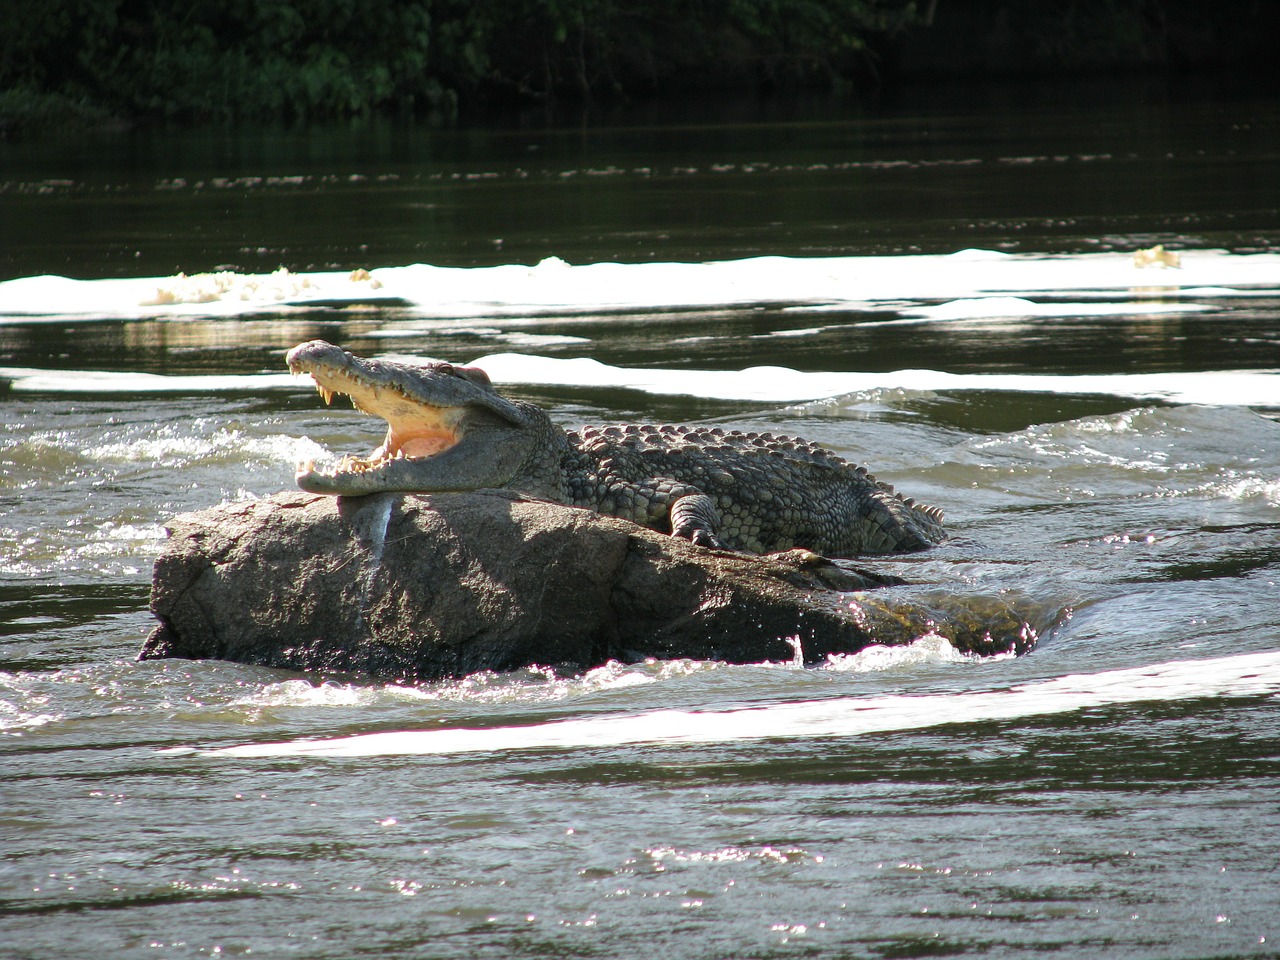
[286, 340, 563, 498]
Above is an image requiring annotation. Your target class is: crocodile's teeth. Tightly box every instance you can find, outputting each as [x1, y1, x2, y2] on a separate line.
[317, 385, 335, 404]
[296, 458, 315, 474]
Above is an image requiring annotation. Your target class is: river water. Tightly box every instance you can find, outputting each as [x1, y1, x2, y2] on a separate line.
[2, 83, 1280, 959]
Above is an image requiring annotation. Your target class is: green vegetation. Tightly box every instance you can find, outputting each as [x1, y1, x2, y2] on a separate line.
[429, 0, 918, 100]
[2, 0, 437, 124]
[0, 86, 121, 138]
[0, 0, 917, 128]
[2, 0, 1276, 133]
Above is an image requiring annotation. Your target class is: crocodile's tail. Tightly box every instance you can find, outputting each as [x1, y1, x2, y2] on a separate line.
[903, 497, 947, 547]
[854, 486, 947, 555]
[865, 469, 947, 552]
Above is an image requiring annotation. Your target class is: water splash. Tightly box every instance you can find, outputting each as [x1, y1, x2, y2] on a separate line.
[822, 633, 1004, 672]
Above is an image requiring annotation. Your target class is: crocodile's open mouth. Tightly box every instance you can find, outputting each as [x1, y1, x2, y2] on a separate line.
[284, 339, 533, 496]
[289, 355, 463, 482]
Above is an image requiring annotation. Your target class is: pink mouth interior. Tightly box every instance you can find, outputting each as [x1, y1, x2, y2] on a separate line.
[393, 431, 457, 459]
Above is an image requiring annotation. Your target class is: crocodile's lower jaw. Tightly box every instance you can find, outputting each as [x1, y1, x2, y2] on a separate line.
[296, 452, 398, 477]
[293, 405, 461, 494]
[295, 451, 421, 493]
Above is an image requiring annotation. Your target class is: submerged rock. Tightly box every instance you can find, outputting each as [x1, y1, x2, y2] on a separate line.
[141, 491, 1043, 681]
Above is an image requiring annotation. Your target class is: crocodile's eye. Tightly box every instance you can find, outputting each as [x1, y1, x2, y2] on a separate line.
[457, 366, 493, 388]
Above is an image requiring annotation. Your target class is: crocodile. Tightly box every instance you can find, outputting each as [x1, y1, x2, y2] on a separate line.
[285, 340, 946, 556]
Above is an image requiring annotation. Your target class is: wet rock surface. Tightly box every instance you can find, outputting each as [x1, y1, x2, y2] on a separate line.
[142, 491, 1042, 681]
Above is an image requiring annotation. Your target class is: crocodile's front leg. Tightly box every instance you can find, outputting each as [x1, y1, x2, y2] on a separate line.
[669, 493, 726, 549]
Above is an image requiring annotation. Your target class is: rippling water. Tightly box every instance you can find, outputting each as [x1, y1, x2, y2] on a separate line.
[3, 86, 1280, 959]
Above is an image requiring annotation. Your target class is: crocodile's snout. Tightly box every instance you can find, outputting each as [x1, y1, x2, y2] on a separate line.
[285, 340, 547, 498]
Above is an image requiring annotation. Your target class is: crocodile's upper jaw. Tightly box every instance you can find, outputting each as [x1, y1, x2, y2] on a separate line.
[285, 340, 520, 496]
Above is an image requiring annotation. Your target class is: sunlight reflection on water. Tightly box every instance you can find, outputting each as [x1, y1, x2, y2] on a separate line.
[195, 649, 1280, 759]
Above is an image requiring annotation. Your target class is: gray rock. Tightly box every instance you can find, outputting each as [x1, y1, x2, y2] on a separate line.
[140, 491, 1045, 681]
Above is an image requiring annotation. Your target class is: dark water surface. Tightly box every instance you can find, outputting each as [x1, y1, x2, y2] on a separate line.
[2, 82, 1280, 959]
[4, 81, 1279, 282]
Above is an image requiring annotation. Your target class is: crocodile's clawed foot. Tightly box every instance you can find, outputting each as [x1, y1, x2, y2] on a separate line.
[682, 527, 728, 550]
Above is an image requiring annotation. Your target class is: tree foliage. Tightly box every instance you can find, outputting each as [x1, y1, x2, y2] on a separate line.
[15, 0, 434, 120]
[433, 0, 918, 100]
[0, 0, 918, 124]
[4, 0, 1273, 128]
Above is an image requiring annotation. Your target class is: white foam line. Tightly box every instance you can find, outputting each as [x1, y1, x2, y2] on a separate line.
[2, 250, 1278, 321]
[473, 354, 1280, 406]
[895, 297, 1210, 322]
[0, 367, 301, 394]
[198, 650, 1280, 759]
[4, 358, 1278, 407]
